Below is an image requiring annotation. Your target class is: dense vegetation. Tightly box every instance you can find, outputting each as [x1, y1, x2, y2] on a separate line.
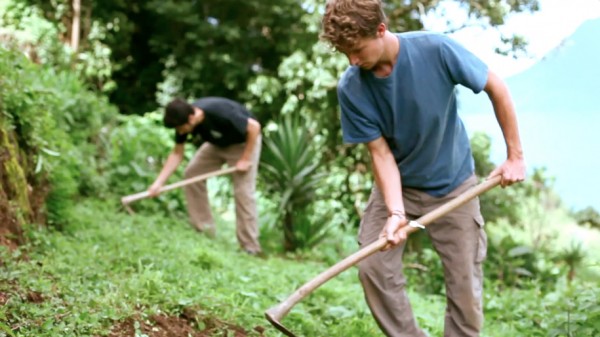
[1, 0, 599, 336]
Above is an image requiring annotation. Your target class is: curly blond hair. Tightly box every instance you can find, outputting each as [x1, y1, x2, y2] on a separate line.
[320, 0, 388, 52]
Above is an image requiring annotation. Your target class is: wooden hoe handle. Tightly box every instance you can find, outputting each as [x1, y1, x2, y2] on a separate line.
[120, 166, 238, 206]
[265, 175, 501, 336]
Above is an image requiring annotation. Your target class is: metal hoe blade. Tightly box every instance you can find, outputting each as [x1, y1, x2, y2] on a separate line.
[265, 312, 297, 337]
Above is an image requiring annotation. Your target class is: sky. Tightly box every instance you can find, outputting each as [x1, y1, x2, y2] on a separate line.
[421, 0, 600, 210]
[424, 0, 600, 78]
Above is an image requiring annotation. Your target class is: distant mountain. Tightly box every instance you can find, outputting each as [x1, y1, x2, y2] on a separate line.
[458, 18, 600, 211]
[507, 18, 600, 114]
[460, 18, 600, 115]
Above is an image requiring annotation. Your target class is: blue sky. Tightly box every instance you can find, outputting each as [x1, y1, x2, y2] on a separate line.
[422, 0, 600, 210]
[424, 0, 600, 78]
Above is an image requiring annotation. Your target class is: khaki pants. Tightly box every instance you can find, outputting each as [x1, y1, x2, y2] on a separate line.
[183, 137, 262, 253]
[358, 175, 486, 337]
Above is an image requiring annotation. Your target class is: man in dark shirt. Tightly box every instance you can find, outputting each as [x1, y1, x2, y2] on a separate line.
[149, 97, 263, 255]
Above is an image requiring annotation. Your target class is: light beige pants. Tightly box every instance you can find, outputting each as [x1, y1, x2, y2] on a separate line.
[358, 175, 486, 337]
[183, 137, 262, 253]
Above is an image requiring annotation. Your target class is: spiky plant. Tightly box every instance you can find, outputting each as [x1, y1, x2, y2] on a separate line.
[260, 114, 330, 251]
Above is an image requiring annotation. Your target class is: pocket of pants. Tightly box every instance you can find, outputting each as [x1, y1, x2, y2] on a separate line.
[475, 216, 487, 263]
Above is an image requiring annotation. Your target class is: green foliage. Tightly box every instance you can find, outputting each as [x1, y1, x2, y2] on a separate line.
[249, 40, 372, 230]
[105, 111, 239, 218]
[0, 125, 32, 226]
[0, 2, 69, 66]
[0, 199, 375, 336]
[105, 111, 185, 214]
[44, 161, 78, 227]
[260, 114, 333, 251]
[1, 1, 116, 93]
[2, 199, 598, 337]
[485, 232, 558, 289]
[0, 47, 117, 227]
[557, 241, 586, 283]
[0, 49, 72, 225]
[471, 131, 496, 177]
[9, 0, 316, 115]
[403, 246, 446, 294]
[10, 0, 539, 118]
[485, 281, 600, 337]
[573, 206, 600, 229]
[470, 132, 561, 230]
[546, 285, 600, 337]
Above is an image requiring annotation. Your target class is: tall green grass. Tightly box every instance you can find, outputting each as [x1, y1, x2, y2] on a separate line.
[1, 199, 598, 336]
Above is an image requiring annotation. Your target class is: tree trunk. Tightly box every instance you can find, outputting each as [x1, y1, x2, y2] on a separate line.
[71, 0, 81, 52]
[567, 267, 575, 283]
[283, 211, 295, 251]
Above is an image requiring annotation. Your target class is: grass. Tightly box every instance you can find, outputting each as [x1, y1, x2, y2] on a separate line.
[1, 199, 598, 336]
[0, 199, 381, 336]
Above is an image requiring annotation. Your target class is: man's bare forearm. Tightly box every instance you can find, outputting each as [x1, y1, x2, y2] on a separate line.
[240, 119, 261, 162]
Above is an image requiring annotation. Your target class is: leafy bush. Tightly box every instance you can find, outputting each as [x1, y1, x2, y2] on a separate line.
[403, 246, 446, 295]
[105, 111, 186, 214]
[0, 47, 117, 227]
[105, 111, 237, 218]
[259, 114, 332, 251]
[471, 132, 560, 229]
[573, 206, 600, 229]
[485, 280, 600, 337]
[1, 1, 116, 92]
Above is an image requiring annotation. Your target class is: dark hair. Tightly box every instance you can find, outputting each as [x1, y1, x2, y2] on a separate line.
[164, 98, 194, 128]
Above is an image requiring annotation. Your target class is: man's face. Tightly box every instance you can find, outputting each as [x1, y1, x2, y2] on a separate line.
[342, 24, 386, 70]
[175, 121, 193, 135]
[342, 35, 384, 70]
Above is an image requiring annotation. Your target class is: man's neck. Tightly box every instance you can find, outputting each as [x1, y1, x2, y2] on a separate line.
[191, 107, 205, 126]
[372, 31, 399, 78]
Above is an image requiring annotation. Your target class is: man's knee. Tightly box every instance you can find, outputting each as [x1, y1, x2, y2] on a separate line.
[358, 256, 379, 282]
[357, 255, 397, 287]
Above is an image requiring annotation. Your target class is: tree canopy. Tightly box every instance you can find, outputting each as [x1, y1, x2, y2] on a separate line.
[12, 0, 538, 116]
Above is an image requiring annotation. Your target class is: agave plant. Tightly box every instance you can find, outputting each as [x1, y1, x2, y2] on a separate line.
[260, 114, 331, 251]
[558, 241, 586, 283]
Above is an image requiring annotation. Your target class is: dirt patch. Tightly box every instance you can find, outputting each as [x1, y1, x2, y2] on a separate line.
[25, 291, 44, 303]
[107, 308, 266, 337]
[0, 291, 9, 306]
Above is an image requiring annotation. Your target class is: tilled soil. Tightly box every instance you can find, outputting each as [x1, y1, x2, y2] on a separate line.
[107, 308, 267, 337]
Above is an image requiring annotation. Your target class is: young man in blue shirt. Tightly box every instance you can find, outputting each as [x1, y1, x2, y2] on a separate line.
[321, 0, 526, 336]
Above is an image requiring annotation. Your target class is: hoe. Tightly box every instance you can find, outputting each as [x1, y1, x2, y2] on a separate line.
[265, 175, 501, 336]
[120, 166, 238, 214]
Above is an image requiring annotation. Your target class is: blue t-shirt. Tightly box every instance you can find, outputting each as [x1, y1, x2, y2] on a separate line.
[338, 32, 488, 197]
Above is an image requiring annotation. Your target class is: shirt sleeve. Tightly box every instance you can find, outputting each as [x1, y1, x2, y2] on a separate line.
[229, 113, 249, 137]
[441, 37, 489, 94]
[223, 100, 250, 137]
[338, 83, 382, 144]
[174, 131, 188, 144]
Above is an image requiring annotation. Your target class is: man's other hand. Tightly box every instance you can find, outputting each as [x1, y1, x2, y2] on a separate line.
[235, 159, 252, 172]
[148, 182, 162, 197]
[380, 215, 408, 251]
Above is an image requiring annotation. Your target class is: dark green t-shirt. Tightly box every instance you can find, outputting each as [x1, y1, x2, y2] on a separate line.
[175, 97, 254, 147]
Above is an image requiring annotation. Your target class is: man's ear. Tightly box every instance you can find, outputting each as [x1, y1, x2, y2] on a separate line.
[377, 23, 386, 37]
